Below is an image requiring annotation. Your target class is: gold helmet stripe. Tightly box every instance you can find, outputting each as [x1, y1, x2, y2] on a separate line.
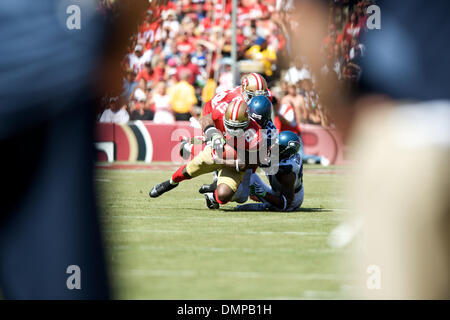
[231, 99, 243, 120]
[251, 73, 262, 90]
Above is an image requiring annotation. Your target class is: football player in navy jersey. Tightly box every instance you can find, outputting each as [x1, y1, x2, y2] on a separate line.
[235, 130, 304, 212]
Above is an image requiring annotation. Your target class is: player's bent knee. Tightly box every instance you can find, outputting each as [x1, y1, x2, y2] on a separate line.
[216, 184, 234, 203]
[233, 192, 248, 203]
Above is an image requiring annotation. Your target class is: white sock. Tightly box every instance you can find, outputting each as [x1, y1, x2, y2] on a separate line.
[169, 178, 178, 185]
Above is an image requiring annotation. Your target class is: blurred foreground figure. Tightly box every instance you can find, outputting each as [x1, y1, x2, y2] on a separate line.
[0, 0, 153, 299]
[347, 102, 450, 299]
[348, 0, 450, 299]
[0, 0, 109, 299]
[291, 0, 450, 298]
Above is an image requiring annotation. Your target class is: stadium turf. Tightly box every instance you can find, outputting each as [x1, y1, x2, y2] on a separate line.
[96, 163, 353, 299]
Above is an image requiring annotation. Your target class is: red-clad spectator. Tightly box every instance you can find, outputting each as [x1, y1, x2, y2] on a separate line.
[236, 27, 246, 48]
[323, 24, 344, 51]
[213, 0, 232, 28]
[342, 12, 363, 44]
[337, 33, 344, 45]
[136, 61, 153, 82]
[161, 0, 177, 17]
[203, 0, 214, 12]
[355, 1, 368, 32]
[199, 11, 212, 32]
[138, 10, 162, 45]
[138, 11, 153, 41]
[152, 59, 167, 83]
[323, 24, 336, 47]
[146, 3, 163, 22]
[181, 0, 194, 13]
[238, 0, 270, 24]
[175, 53, 200, 85]
[176, 33, 195, 54]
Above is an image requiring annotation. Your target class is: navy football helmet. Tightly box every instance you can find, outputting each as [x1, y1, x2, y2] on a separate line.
[248, 95, 272, 128]
[278, 131, 301, 160]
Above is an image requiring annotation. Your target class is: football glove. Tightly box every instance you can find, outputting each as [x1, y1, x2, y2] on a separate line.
[204, 126, 225, 152]
[249, 183, 267, 201]
[211, 133, 225, 153]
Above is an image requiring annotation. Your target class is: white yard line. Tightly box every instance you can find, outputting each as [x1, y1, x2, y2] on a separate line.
[105, 229, 328, 236]
[114, 268, 353, 281]
[110, 244, 339, 255]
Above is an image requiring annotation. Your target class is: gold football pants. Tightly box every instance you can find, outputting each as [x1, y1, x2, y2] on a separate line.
[185, 146, 246, 192]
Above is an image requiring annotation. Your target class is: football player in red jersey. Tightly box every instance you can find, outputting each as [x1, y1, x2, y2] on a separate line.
[177, 73, 272, 199]
[201, 72, 271, 123]
[180, 73, 271, 158]
[149, 99, 266, 209]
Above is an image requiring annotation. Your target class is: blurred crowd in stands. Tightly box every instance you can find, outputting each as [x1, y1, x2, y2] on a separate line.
[98, 0, 374, 127]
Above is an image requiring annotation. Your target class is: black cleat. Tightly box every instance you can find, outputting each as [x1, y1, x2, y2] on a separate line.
[204, 192, 219, 209]
[199, 181, 217, 194]
[149, 180, 178, 198]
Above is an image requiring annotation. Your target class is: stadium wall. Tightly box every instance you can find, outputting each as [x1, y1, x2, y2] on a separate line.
[95, 121, 346, 164]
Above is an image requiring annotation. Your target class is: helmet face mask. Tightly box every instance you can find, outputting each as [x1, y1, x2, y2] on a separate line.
[280, 141, 301, 159]
[253, 90, 267, 96]
[223, 122, 246, 137]
[278, 131, 301, 160]
[242, 90, 253, 102]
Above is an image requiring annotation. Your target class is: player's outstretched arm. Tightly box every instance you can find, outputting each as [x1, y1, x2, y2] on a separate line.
[200, 113, 214, 132]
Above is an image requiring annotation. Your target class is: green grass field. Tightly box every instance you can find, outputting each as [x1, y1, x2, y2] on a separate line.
[96, 164, 352, 299]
